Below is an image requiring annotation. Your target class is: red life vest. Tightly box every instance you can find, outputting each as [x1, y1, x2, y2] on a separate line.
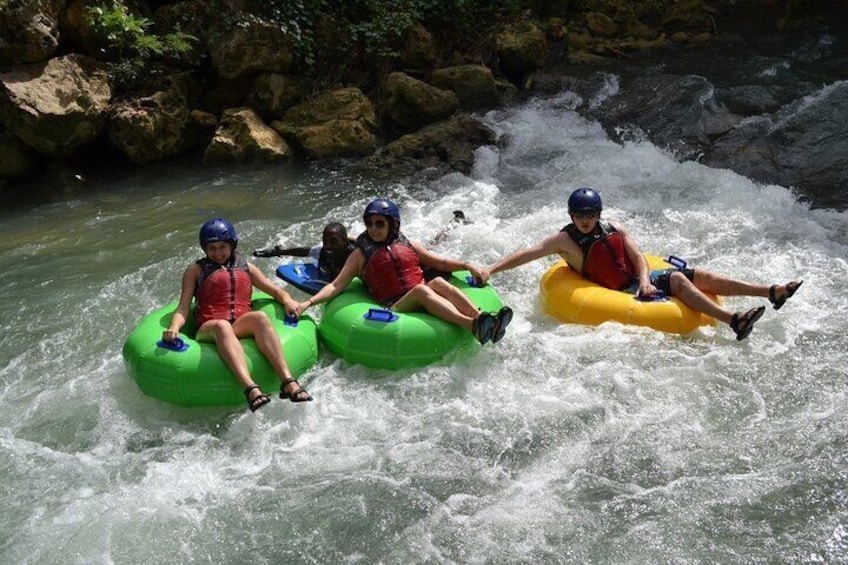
[194, 253, 253, 326]
[357, 232, 424, 304]
[563, 222, 635, 290]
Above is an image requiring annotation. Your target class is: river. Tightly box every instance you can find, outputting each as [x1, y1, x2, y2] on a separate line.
[1, 38, 847, 565]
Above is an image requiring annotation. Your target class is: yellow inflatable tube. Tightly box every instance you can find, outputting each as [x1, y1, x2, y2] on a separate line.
[539, 254, 722, 335]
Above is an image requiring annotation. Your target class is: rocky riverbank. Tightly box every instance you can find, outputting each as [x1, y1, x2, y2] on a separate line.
[1, 0, 846, 208]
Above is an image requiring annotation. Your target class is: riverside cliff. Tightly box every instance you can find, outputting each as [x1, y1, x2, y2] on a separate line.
[1, 0, 846, 207]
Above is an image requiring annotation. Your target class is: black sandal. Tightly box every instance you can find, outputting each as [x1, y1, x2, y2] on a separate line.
[472, 312, 496, 345]
[280, 378, 312, 402]
[768, 280, 803, 310]
[244, 385, 271, 412]
[730, 306, 765, 341]
[492, 306, 513, 344]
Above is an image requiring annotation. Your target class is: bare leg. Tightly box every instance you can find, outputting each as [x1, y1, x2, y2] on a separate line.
[393, 283, 476, 331]
[669, 271, 736, 325]
[196, 319, 266, 404]
[232, 311, 310, 401]
[689, 270, 771, 298]
[427, 277, 481, 316]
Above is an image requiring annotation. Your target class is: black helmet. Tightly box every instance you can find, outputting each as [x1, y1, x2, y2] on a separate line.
[199, 217, 238, 249]
[568, 188, 602, 214]
[363, 198, 401, 223]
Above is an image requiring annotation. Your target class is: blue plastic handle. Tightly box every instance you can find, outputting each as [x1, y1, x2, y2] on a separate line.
[284, 315, 298, 327]
[364, 308, 399, 323]
[465, 275, 483, 288]
[665, 255, 688, 269]
[635, 289, 667, 302]
[156, 337, 189, 352]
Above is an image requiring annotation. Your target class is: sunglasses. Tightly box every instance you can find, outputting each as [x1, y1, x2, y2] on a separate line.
[571, 211, 600, 220]
[365, 218, 387, 228]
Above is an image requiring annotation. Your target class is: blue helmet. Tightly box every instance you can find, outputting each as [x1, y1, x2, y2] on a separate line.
[363, 198, 401, 224]
[568, 188, 602, 214]
[199, 217, 238, 249]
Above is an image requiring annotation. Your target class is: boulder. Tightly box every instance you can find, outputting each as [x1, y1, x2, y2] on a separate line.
[358, 114, 496, 179]
[153, 1, 210, 67]
[383, 72, 458, 133]
[247, 72, 308, 119]
[661, 0, 716, 35]
[60, 0, 107, 58]
[278, 87, 379, 159]
[203, 107, 291, 164]
[495, 22, 550, 85]
[430, 65, 499, 112]
[0, 54, 111, 156]
[290, 120, 379, 160]
[704, 81, 848, 209]
[591, 73, 740, 161]
[0, 0, 62, 66]
[400, 23, 437, 72]
[0, 130, 37, 178]
[207, 16, 294, 80]
[108, 88, 195, 165]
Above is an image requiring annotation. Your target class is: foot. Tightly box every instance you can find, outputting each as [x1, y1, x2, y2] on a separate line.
[280, 378, 312, 402]
[729, 306, 766, 341]
[491, 306, 513, 344]
[472, 312, 496, 345]
[768, 280, 803, 310]
[244, 385, 271, 412]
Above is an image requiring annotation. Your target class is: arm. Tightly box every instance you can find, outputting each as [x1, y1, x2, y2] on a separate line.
[413, 241, 486, 283]
[482, 231, 568, 282]
[612, 221, 654, 296]
[294, 249, 364, 315]
[253, 245, 312, 258]
[163, 264, 200, 342]
[248, 263, 299, 316]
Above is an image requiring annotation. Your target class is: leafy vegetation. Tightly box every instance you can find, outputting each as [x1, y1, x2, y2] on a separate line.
[260, 0, 548, 73]
[87, 1, 196, 92]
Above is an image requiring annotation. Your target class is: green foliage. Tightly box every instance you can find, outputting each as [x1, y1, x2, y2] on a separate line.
[87, 1, 197, 92]
[259, 0, 533, 75]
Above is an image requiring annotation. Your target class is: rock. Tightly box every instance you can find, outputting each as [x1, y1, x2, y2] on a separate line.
[59, 0, 108, 58]
[277, 87, 379, 159]
[495, 22, 551, 85]
[0, 0, 62, 65]
[383, 72, 459, 133]
[358, 114, 496, 179]
[704, 81, 848, 209]
[291, 120, 379, 160]
[0, 130, 37, 178]
[285, 86, 378, 128]
[203, 107, 291, 164]
[207, 16, 294, 80]
[108, 88, 195, 165]
[401, 23, 437, 72]
[586, 12, 619, 38]
[661, 0, 716, 35]
[0, 54, 111, 156]
[153, 1, 210, 67]
[591, 73, 740, 160]
[430, 65, 499, 112]
[247, 73, 308, 120]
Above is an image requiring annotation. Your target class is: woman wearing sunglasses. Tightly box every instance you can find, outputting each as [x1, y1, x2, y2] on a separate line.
[479, 188, 802, 341]
[294, 198, 512, 345]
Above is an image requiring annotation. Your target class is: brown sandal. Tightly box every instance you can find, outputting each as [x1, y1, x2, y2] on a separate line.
[279, 378, 312, 402]
[244, 385, 271, 412]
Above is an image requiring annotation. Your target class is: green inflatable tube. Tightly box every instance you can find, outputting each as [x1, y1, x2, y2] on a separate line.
[123, 292, 319, 407]
[318, 271, 504, 370]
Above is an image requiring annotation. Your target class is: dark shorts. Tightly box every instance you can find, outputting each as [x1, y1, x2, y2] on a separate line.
[626, 268, 695, 296]
[650, 268, 695, 295]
